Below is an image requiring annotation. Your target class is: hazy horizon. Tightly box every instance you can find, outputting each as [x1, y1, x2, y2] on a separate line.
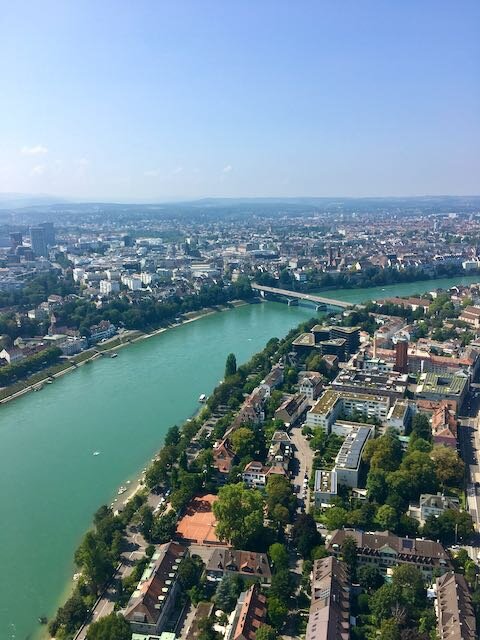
[1, 1, 479, 201]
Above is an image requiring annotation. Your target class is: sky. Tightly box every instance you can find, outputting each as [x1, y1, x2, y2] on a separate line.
[0, 1, 479, 201]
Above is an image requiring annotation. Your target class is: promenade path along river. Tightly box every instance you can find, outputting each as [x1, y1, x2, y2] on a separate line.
[0, 274, 479, 640]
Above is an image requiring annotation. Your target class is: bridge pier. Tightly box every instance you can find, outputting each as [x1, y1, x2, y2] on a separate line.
[287, 298, 299, 306]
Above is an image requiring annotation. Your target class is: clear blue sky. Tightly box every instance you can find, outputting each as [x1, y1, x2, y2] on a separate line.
[0, 1, 479, 201]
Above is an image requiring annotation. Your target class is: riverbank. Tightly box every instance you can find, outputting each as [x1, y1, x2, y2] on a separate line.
[3, 274, 480, 640]
[0, 300, 250, 406]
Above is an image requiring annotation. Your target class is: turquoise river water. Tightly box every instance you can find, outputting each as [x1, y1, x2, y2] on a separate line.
[1, 274, 479, 639]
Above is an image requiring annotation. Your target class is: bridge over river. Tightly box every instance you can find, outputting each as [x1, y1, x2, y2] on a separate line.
[251, 283, 354, 309]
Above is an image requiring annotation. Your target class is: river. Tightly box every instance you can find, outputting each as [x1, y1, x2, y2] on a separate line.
[0, 274, 478, 639]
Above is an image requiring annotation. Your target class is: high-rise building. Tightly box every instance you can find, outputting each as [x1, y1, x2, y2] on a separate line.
[30, 227, 48, 257]
[40, 222, 55, 246]
[394, 338, 408, 374]
[9, 232, 23, 251]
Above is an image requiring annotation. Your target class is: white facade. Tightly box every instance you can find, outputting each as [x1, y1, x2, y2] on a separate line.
[100, 279, 120, 295]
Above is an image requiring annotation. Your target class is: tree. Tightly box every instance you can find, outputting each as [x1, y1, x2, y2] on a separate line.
[74, 531, 115, 595]
[151, 511, 177, 544]
[225, 353, 237, 378]
[49, 589, 89, 637]
[213, 483, 264, 548]
[265, 475, 297, 522]
[411, 413, 431, 442]
[267, 595, 288, 629]
[323, 506, 349, 531]
[367, 468, 388, 503]
[391, 565, 426, 608]
[215, 574, 244, 612]
[178, 556, 203, 590]
[423, 509, 474, 545]
[138, 505, 154, 540]
[198, 616, 220, 640]
[358, 565, 384, 592]
[363, 430, 403, 472]
[341, 536, 358, 581]
[270, 568, 294, 602]
[86, 613, 132, 640]
[378, 618, 401, 640]
[430, 445, 464, 488]
[375, 505, 398, 532]
[291, 513, 322, 558]
[231, 427, 256, 459]
[269, 543, 289, 571]
[256, 624, 278, 640]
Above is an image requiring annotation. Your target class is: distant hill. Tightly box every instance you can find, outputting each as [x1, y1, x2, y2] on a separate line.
[0, 193, 69, 209]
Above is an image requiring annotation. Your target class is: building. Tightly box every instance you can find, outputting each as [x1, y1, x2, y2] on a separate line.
[306, 389, 390, 433]
[305, 557, 350, 640]
[431, 401, 459, 448]
[314, 470, 338, 507]
[267, 430, 293, 469]
[327, 529, 451, 578]
[9, 231, 23, 251]
[274, 393, 309, 426]
[435, 572, 477, 640]
[394, 338, 408, 373]
[299, 371, 324, 403]
[30, 226, 48, 257]
[100, 279, 120, 295]
[334, 425, 373, 488]
[242, 461, 287, 488]
[225, 584, 267, 640]
[414, 372, 468, 409]
[330, 325, 360, 355]
[385, 399, 412, 434]
[459, 305, 480, 329]
[0, 346, 26, 364]
[40, 221, 55, 246]
[123, 542, 187, 635]
[89, 320, 116, 342]
[212, 439, 236, 481]
[206, 549, 271, 585]
[331, 368, 408, 401]
[407, 493, 460, 527]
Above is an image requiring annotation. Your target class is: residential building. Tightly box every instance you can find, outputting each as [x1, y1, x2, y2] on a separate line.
[306, 389, 390, 433]
[89, 320, 116, 342]
[0, 347, 25, 364]
[242, 461, 287, 488]
[123, 542, 187, 635]
[435, 572, 477, 640]
[459, 305, 480, 329]
[314, 470, 338, 507]
[385, 399, 412, 434]
[206, 549, 271, 585]
[225, 584, 267, 640]
[327, 529, 451, 578]
[274, 393, 309, 426]
[100, 279, 120, 295]
[267, 430, 293, 469]
[305, 557, 350, 640]
[407, 493, 460, 527]
[212, 439, 236, 481]
[334, 425, 373, 488]
[299, 371, 324, 403]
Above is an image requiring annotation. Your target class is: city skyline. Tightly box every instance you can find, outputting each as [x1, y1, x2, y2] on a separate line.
[1, 1, 479, 201]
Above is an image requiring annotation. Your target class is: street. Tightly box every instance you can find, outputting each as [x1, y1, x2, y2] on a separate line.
[289, 424, 314, 511]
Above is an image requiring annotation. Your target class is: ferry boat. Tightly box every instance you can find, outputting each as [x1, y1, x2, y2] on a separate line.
[199, 393, 207, 402]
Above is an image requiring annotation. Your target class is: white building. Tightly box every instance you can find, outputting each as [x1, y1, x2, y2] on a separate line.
[314, 470, 338, 507]
[121, 274, 143, 291]
[306, 389, 390, 433]
[334, 425, 373, 488]
[99, 279, 120, 295]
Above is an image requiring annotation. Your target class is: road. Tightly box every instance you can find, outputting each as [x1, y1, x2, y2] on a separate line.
[74, 526, 147, 640]
[289, 423, 314, 512]
[457, 385, 480, 559]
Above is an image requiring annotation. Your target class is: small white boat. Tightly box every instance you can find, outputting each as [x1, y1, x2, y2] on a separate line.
[93, 451, 100, 456]
[199, 393, 207, 402]
[111, 353, 118, 358]
[118, 486, 127, 495]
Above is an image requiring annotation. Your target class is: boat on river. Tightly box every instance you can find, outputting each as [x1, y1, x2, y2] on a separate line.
[117, 485, 127, 495]
[199, 393, 207, 402]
